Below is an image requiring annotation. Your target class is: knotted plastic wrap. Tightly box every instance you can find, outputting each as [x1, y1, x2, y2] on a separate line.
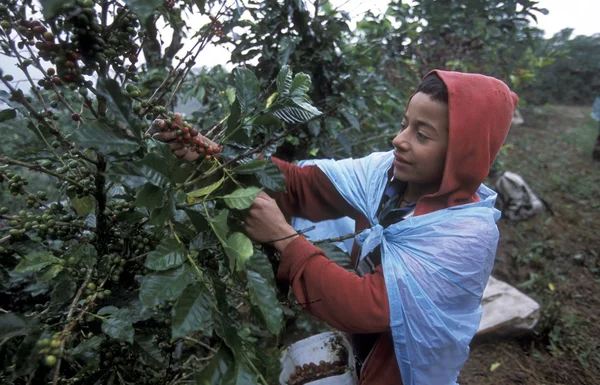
[309, 151, 501, 385]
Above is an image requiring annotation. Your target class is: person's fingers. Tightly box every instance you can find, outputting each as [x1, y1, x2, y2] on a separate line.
[173, 148, 189, 158]
[183, 152, 200, 162]
[153, 131, 177, 142]
[168, 141, 186, 150]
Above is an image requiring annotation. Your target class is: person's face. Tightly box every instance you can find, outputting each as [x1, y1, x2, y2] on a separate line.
[391, 92, 449, 194]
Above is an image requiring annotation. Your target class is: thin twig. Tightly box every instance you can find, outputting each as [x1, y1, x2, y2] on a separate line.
[0, 156, 85, 190]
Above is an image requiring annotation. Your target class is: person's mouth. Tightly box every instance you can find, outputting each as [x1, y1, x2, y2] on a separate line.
[394, 153, 412, 166]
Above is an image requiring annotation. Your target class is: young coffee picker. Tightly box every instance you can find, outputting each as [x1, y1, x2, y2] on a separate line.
[155, 70, 518, 385]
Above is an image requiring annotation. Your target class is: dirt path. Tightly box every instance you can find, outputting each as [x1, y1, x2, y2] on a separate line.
[459, 106, 600, 385]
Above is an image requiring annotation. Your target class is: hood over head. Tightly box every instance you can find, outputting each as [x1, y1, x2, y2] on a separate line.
[414, 70, 518, 216]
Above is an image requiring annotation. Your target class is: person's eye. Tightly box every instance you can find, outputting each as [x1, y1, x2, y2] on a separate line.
[399, 122, 407, 131]
[416, 131, 429, 141]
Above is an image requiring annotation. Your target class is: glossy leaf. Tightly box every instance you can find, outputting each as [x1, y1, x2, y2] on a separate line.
[276, 65, 293, 97]
[136, 182, 166, 211]
[232, 159, 268, 174]
[289, 73, 312, 99]
[224, 233, 254, 271]
[234, 67, 260, 114]
[0, 108, 16, 122]
[194, 346, 234, 385]
[245, 251, 275, 286]
[135, 334, 168, 367]
[171, 283, 214, 339]
[222, 187, 262, 210]
[246, 270, 283, 335]
[64, 243, 97, 268]
[0, 313, 34, 339]
[70, 336, 104, 360]
[73, 195, 96, 217]
[144, 237, 186, 271]
[14, 252, 60, 273]
[74, 118, 141, 156]
[40, 0, 67, 19]
[187, 177, 225, 203]
[38, 264, 64, 281]
[139, 264, 196, 308]
[102, 316, 134, 344]
[210, 209, 229, 242]
[124, 0, 163, 22]
[318, 243, 353, 270]
[256, 162, 286, 192]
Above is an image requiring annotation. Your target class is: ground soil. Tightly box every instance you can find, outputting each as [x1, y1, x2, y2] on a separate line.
[458, 105, 600, 385]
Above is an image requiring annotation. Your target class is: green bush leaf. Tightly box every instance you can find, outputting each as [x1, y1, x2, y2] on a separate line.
[234, 67, 260, 114]
[0, 313, 34, 339]
[272, 104, 321, 124]
[187, 177, 224, 203]
[38, 264, 64, 281]
[171, 283, 214, 339]
[134, 334, 168, 367]
[224, 233, 254, 271]
[136, 183, 166, 211]
[96, 78, 141, 137]
[245, 251, 275, 286]
[64, 244, 97, 268]
[102, 316, 134, 344]
[73, 195, 96, 217]
[74, 118, 141, 156]
[194, 346, 234, 384]
[124, 0, 163, 22]
[0, 108, 16, 122]
[318, 242, 353, 270]
[14, 252, 60, 273]
[256, 162, 286, 192]
[210, 209, 229, 242]
[70, 336, 104, 360]
[246, 270, 283, 335]
[276, 65, 293, 97]
[139, 264, 196, 308]
[40, 0, 67, 19]
[144, 237, 186, 271]
[223, 187, 262, 210]
[289, 73, 312, 99]
[14, 329, 42, 377]
[232, 159, 268, 174]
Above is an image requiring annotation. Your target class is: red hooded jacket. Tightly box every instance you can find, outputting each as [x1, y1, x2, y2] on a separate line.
[271, 70, 518, 385]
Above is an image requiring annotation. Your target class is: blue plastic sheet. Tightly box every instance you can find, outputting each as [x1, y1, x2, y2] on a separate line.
[304, 151, 501, 385]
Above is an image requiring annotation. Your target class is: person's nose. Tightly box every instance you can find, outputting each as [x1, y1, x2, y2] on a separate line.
[392, 128, 410, 151]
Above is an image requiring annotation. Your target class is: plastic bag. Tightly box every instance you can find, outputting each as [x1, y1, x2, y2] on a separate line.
[313, 151, 500, 385]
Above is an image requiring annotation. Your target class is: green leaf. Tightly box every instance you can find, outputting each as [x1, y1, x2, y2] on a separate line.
[185, 207, 210, 233]
[256, 162, 286, 192]
[136, 183, 166, 211]
[102, 317, 134, 344]
[0, 313, 34, 339]
[14, 329, 42, 377]
[187, 177, 224, 203]
[190, 230, 219, 251]
[289, 73, 312, 99]
[14, 252, 60, 273]
[134, 334, 168, 367]
[224, 233, 254, 271]
[171, 283, 214, 339]
[74, 118, 141, 156]
[148, 191, 176, 227]
[276, 65, 293, 97]
[70, 336, 104, 360]
[222, 187, 261, 210]
[210, 209, 229, 242]
[144, 237, 186, 271]
[124, 0, 163, 22]
[245, 251, 275, 286]
[139, 264, 196, 308]
[64, 244, 97, 268]
[96, 78, 141, 137]
[225, 100, 244, 143]
[272, 104, 321, 124]
[318, 243, 353, 270]
[234, 67, 260, 114]
[232, 159, 268, 174]
[194, 346, 234, 385]
[38, 264, 64, 281]
[73, 195, 96, 217]
[40, 0, 68, 19]
[0, 108, 16, 122]
[223, 363, 258, 385]
[246, 270, 283, 335]
[193, 0, 206, 12]
[51, 280, 76, 308]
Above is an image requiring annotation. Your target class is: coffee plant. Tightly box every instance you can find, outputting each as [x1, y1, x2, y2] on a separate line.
[0, 1, 331, 384]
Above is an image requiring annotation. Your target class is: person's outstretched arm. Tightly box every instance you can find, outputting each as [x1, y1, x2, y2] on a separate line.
[244, 192, 389, 334]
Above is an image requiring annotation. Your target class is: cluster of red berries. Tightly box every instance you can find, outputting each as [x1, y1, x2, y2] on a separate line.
[152, 114, 223, 160]
[208, 15, 224, 36]
[289, 361, 348, 385]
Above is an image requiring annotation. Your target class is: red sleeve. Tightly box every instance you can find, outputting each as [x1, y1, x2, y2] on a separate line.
[278, 236, 390, 334]
[270, 157, 362, 222]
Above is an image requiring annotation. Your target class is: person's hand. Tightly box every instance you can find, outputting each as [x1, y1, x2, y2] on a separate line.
[244, 191, 299, 252]
[151, 113, 218, 162]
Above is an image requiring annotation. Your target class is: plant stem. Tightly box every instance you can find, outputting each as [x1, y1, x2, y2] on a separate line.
[0, 156, 85, 189]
